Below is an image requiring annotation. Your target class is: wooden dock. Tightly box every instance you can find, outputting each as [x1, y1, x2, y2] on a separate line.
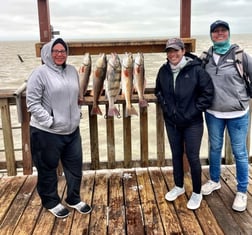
[1, 165, 252, 234]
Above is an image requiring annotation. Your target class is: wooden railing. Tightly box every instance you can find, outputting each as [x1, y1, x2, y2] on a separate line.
[0, 38, 251, 176]
[1, 88, 252, 176]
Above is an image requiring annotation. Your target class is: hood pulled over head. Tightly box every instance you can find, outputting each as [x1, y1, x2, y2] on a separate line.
[41, 38, 68, 69]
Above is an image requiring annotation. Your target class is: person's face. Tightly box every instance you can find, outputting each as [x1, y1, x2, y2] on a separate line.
[166, 48, 185, 66]
[211, 26, 229, 42]
[51, 43, 67, 65]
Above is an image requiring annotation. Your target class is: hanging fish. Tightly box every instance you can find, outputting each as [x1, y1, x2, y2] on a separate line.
[91, 53, 107, 115]
[121, 52, 138, 117]
[133, 52, 148, 107]
[78, 52, 91, 104]
[105, 52, 121, 117]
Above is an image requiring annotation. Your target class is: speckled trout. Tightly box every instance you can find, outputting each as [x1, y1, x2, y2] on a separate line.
[105, 52, 121, 117]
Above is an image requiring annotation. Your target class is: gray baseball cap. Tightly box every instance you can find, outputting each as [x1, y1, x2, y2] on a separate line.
[165, 38, 185, 51]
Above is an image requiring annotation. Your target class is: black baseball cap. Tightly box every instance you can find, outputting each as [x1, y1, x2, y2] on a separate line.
[210, 20, 230, 33]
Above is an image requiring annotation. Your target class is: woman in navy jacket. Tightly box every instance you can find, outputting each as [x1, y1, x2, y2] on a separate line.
[155, 38, 214, 210]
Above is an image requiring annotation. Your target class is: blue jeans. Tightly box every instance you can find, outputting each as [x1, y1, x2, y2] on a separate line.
[205, 111, 249, 193]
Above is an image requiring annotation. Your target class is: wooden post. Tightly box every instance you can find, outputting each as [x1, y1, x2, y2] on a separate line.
[37, 0, 51, 42]
[0, 99, 16, 176]
[156, 104, 165, 166]
[21, 96, 33, 175]
[180, 0, 191, 172]
[106, 105, 116, 169]
[140, 107, 148, 167]
[180, 0, 191, 38]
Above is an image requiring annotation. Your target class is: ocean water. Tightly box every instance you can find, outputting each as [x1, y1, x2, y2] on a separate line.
[1, 34, 252, 163]
[1, 34, 252, 89]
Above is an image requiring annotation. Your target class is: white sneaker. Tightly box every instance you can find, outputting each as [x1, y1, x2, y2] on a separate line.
[48, 203, 70, 218]
[67, 201, 92, 214]
[187, 192, 202, 210]
[165, 186, 185, 201]
[232, 192, 247, 212]
[201, 180, 221, 195]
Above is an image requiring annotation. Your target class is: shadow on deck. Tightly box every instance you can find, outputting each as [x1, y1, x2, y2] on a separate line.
[1, 165, 252, 235]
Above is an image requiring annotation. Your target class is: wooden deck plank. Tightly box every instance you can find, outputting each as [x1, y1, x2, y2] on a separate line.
[136, 168, 165, 234]
[70, 171, 95, 235]
[221, 166, 252, 234]
[123, 169, 145, 235]
[202, 168, 245, 234]
[149, 167, 183, 234]
[0, 176, 27, 226]
[32, 176, 67, 234]
[184, 171, 224, 235]
[51, 175, 73, 235]
[162, 167, 204, 234]
[12, 176, 41, 235]
[107, 170, 125, 235]
[0, 176, 35, 234]
[227, 165, 252, 214]
[89, 170, 108, 235]
[0, 166, 252, 234]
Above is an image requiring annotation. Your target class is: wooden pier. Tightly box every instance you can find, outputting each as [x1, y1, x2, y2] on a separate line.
[1, 165, 252, 234]
[1, 1, 252, 234]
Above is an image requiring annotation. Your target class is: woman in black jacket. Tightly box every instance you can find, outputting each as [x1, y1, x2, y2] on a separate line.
[155, 38, 214, 210]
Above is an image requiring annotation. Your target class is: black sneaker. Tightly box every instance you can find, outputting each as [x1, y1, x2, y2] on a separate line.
[67, 201, 92, 214]
[48, 203, 70, 218]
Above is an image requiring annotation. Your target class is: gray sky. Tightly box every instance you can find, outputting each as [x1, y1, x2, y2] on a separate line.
[1, 0, 252, 41]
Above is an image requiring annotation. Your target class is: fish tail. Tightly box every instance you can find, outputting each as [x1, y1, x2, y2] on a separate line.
[91, 105, 103, 116]
[139, 99, 148, 108]
[108, 107, 120, 117]
[126, 105, 138, 117]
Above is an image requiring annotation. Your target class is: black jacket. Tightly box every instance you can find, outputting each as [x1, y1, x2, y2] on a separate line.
[155, 56, 214, 127]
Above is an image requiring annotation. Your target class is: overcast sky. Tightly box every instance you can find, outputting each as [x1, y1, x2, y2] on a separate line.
[1, 0, 252, 41]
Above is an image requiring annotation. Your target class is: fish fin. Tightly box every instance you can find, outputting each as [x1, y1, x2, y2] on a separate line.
[91, 106, 103, 116]
[139, 99, 148, 108]
[78, 97, 85, 105]
[132, 86, 138, 94]
[125, 105, 138, 117]
[90, 89, 94, 96]
[108, 107, 120, 117]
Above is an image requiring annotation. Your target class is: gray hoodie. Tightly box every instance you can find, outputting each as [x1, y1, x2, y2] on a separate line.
[26, 39, 81, 135]
[205, 44, 252, 112]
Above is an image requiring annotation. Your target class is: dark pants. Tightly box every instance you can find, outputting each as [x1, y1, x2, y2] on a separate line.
[165, 122, 203, 194]
[30, 126, 83, 209]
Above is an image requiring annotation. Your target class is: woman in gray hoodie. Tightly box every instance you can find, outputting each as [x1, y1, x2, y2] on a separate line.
[26, 38, 91, 218]
[201, 20, 252, 212]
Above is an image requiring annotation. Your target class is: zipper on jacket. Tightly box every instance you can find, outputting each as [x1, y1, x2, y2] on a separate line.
[216, 66, 219, 75]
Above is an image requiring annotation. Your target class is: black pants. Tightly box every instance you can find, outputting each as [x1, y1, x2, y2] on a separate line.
[165, 122, 203, 194]
[30, 126, 83, 209]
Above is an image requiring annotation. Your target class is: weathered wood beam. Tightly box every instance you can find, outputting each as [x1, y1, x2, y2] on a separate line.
[35, 38, 196, 57]
[37, 0, 51, 42]
[180, 0, 191, 38]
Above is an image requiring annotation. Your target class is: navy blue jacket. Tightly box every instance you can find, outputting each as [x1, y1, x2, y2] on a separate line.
[155, 56, 214, 127]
